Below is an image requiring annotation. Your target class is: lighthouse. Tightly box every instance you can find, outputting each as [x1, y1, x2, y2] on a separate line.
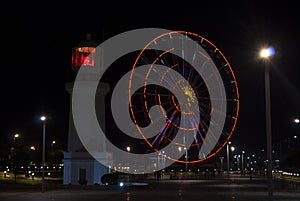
[63, 34, 112, 185]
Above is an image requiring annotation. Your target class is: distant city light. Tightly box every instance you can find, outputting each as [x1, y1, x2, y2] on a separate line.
[294, 118, 299, 123]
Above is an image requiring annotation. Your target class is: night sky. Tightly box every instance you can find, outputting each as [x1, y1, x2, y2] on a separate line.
[1, 1, 299, 160]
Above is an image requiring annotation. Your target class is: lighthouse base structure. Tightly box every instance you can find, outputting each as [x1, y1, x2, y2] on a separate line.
[63, 152, 112, 185]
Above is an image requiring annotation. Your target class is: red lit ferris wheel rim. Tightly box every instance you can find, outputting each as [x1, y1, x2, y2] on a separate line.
[128, 30, 240, 164]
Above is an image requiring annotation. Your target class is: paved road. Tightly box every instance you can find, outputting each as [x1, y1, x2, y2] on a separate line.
[0, 175, 300, 201]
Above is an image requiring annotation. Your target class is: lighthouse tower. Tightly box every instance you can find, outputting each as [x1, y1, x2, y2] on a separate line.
[63, 34, 112, 185]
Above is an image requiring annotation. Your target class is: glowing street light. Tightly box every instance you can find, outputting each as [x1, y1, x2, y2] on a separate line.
[40, 115, 46, 192]
[178, 146, 182, 152]
[230, 146, 235, 152]
[51, 140, 56, 151]
[126, 146, 131, 152]
[294, 118, 299, 124]
[260, 47, 275, 58]
[126, 146, 131, 171]
[260, 46, 275, 197]
[12, 133, 20, 183]
[226, 141, 231, 171]
[13, 133, 19, 145]
[241, 151, 245, 174]
[226, 141, 236, 171]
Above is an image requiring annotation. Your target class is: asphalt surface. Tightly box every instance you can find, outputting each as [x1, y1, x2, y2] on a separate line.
[0, 174, 300, 201]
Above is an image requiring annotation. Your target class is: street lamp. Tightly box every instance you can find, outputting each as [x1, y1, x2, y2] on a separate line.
[220, 156, 224, 172]
[40, 115, 46, 192]
[237, 155, 241, 171]
[260, 46, 275, 197]
[162, 151, 166, 170]
[51, 140, 56, 151]
[13, 133, 19, 146]
[184, 147, 188, 172]
[12, 133, 20, 183]
[230, 146, 235, 152]
[294, 118, 299, 124]
[126, 146, 131, 171]
[241, 151, 245, 174]
[226, 141, 231, 171]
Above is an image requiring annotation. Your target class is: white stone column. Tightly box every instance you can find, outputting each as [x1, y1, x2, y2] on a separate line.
[65, 81, 109, 152]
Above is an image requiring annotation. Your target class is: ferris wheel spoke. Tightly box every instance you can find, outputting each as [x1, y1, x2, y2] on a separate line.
[128, 30, 239, 164]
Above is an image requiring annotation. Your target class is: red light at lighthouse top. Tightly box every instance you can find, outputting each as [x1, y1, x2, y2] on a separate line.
[72, 33, 98, 72]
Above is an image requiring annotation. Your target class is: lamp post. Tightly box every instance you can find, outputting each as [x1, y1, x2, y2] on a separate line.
[51, 140, 56, 151]
[220, 156, 224, 172]
[294, 118, 299, 137]
[182, 135, 188, 172]
[291, 118, 299, 147]
[162, 151, 166, 170]
[226, 141, 231, 172]
[126, 146, 131, 171]
[13, 133, 19, 146]
[237, 155, 241, 171]
[40, 115, 46, 192]
[260, 46, 275, 197]
[230, 146, 235, 170]
[12, 133, 20, 183]
[241, 151, 245, 174]
[184, 147, 188, 172]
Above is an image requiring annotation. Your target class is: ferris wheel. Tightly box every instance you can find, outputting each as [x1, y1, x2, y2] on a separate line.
[128, 30, 240, 164]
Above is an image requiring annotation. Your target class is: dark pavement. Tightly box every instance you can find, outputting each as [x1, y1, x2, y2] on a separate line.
[0, 174, 300, 201]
